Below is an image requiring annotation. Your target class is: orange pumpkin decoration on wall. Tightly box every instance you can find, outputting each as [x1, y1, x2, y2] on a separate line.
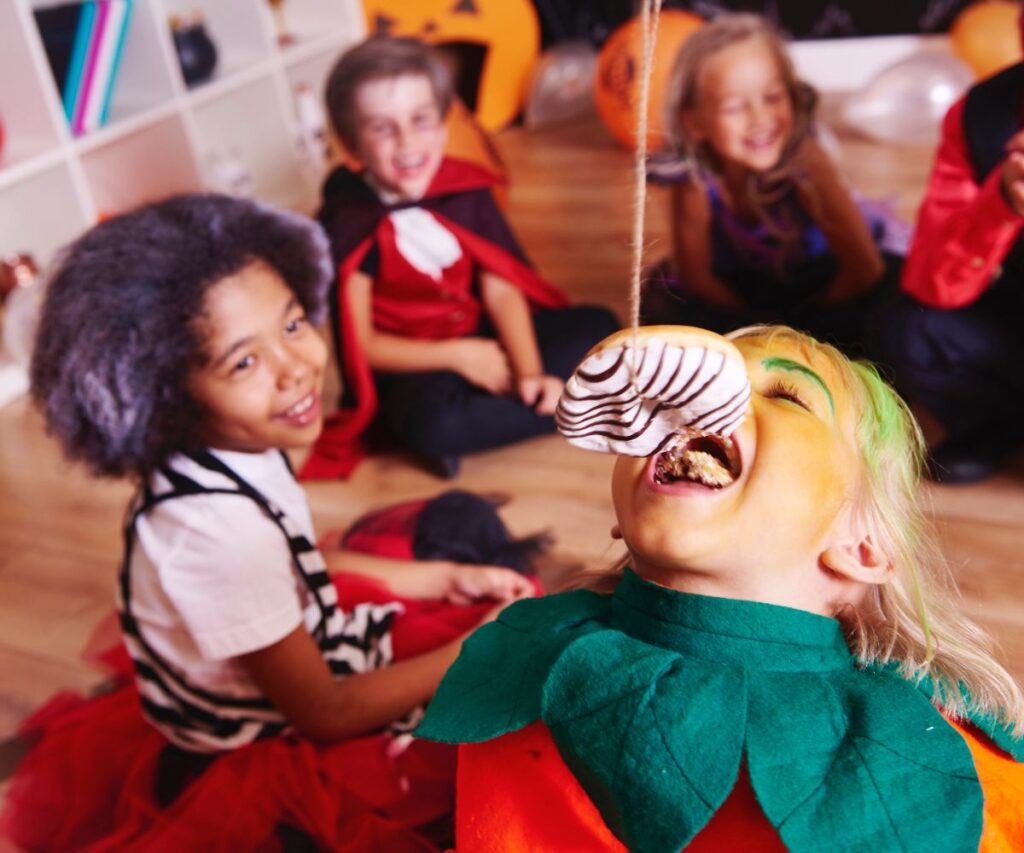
[362, 0, 541, 132]
[594, 9, 704, 151]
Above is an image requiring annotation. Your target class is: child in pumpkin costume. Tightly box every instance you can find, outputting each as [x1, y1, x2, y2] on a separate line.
[304, 35, 617, 479]
[418, 325, 1024, 851]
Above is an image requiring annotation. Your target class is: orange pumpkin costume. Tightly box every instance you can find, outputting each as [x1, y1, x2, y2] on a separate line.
[417, 572, 1024, 853]
[454, 719, 1024, 852]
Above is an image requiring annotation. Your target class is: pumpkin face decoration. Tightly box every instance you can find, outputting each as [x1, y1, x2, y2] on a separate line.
[362, 0, 541, 131]
[594, 9, 704, 151]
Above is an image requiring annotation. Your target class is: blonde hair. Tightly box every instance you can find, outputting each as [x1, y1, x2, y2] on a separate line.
[571, 326, 1024, 731]
[665, 14, 814, 182]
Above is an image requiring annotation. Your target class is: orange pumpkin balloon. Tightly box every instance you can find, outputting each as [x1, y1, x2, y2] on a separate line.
[594, 9, 704, 151]
[951, 0, 1024, 79]
[362, 0, 540, 132]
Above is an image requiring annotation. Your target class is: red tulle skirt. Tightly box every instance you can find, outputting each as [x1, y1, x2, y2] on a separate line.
[0, 575, 495, 852]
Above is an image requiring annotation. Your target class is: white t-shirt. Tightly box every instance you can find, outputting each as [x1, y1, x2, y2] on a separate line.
[130, 449, 312, 701]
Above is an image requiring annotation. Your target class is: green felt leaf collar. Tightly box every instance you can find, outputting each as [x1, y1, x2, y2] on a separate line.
[418, 569, 1022, 853]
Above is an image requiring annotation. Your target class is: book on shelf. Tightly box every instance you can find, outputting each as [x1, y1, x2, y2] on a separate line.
[34, 1, 134, 137]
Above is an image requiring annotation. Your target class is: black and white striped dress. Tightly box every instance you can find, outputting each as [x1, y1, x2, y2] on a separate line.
[118, 449, 401, 753]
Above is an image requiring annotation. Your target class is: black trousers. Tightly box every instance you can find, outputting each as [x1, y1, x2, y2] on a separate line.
[373, 305, 619, 458]
[870, 282, 1024, 440]
[640, 253, 902, 361]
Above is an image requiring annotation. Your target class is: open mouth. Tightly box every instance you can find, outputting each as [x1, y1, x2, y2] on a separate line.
[653, 431, 741, 489]
[394, 154, 431, 180]
[276, 391, 320, 426]
[745, 130, 780, 152]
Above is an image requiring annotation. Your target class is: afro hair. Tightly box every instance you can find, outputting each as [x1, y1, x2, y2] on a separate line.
[30, 193, 334, 479]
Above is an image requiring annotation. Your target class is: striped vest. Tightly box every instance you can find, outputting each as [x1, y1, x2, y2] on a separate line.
[118, 450, 402, 753]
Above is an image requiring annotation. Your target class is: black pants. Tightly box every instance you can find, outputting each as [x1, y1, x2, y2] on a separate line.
[641, 253, 902, 361]
[373, 305, 619, 458]
[870, 283, 1024, 441]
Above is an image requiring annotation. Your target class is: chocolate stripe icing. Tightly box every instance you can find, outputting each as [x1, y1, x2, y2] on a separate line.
[555, 335, 751, 456]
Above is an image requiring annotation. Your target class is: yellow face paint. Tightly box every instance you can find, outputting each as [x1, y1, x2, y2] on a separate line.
[761, 356, 835, 416]
[611, 332, 860, 608]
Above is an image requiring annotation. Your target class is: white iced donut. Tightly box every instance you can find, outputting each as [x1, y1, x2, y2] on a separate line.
[555, 326, 751, 457]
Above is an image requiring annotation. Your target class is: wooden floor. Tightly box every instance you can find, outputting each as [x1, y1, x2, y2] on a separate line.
[1, 112, 1022, 755]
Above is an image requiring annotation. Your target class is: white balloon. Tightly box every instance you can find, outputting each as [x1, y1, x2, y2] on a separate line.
[841, 51, 974, 145]
[525, 41, 597, 129]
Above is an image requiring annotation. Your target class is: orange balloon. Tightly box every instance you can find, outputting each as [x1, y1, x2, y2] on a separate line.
[594, 9, 704, 151]
[951, 0, 1023, 79]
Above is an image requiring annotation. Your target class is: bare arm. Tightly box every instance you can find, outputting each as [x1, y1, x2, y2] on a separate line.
[324, 547, 536, 603]
[794, 138, 885, 302]
[238, 624, 468, 742]
[672, 181, 746, 310]
[480, 272, 543, 378]
[480, 271, 562, 413]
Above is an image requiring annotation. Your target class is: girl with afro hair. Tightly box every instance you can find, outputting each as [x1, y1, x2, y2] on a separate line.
[3, 194, 536, 851]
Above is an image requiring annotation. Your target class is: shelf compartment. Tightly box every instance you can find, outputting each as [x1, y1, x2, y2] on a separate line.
[281, 27, 360, 68]
[190, 75, 305, 208]
[165, 0, 274, 92]
[274, 0, 366, 42]
[79, 114, 200, 215]
[283, 48, 340, 105]
[1, 2, 66, 172]
[93, 0, 180, 131]
[0, 161, 90, 261]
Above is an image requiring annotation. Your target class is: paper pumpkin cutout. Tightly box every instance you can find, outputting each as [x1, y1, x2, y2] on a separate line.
[363, 0, 540, 131]
[594, 9, 704, 151]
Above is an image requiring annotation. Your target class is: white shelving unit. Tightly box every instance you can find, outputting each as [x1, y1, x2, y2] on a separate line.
[0, 0, 365, 268]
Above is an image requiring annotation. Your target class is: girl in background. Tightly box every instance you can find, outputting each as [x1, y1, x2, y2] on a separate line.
[643, 14, 902, 357]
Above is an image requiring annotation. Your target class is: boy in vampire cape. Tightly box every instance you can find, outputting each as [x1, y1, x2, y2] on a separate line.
[303, 36, 617, 480]
[418, 325, 1024, 851]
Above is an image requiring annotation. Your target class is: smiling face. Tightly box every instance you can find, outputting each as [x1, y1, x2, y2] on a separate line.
[684, 36, 795, 178]
[351, 73, 447, 202]
[611, 332, 863, 611]
[188, 261, 327, 454]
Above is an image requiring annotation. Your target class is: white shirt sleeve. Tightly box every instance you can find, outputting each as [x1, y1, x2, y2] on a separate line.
[142, 493, 304, 661]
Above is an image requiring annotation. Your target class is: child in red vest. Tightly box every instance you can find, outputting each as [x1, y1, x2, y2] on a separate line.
[305, 36, 618, 480]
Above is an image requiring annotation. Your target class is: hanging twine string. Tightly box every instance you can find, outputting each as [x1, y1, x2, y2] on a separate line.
[629, 0, 664, 377]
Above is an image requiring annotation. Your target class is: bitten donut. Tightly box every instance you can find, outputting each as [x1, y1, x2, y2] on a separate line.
[555, 326, 751, 488]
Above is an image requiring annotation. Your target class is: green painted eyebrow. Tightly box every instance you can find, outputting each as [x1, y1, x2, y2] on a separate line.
[761, 357, 835, 414]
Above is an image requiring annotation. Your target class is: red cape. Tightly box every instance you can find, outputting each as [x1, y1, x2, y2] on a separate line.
[301, 158, 567, 480]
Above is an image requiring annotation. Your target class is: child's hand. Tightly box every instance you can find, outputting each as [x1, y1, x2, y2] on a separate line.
[445, 565, 536, 606]
[517, 374, 564, 415]
[1001, 131, 1024, 217]
[449, 338, 513, 394]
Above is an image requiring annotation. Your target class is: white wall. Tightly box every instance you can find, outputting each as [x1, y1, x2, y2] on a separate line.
[791, 34, 951, 91]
